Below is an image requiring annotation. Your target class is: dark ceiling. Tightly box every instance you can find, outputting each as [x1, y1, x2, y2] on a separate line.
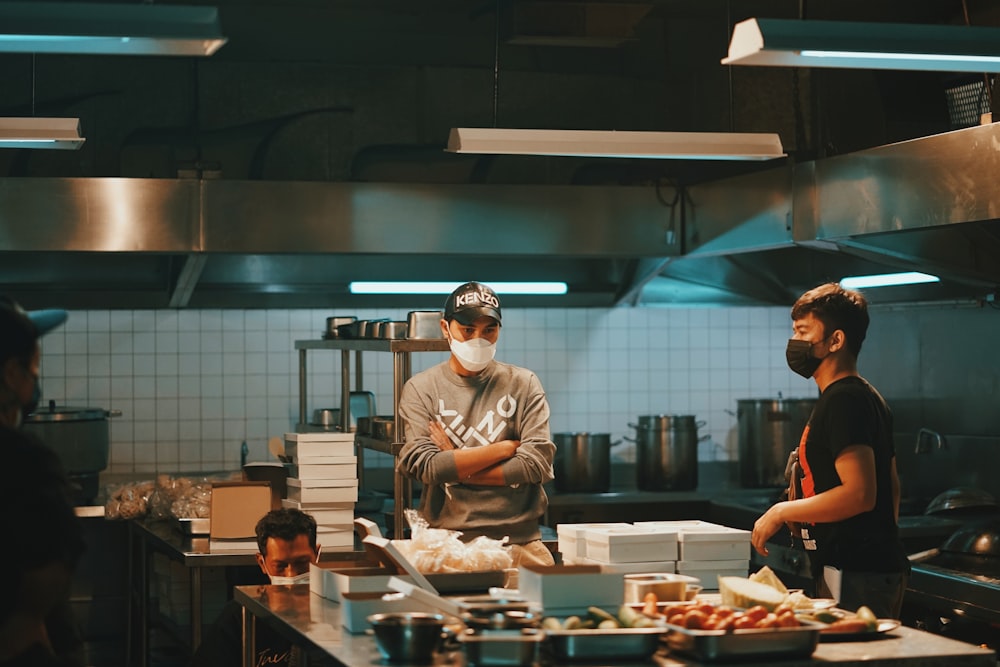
[1, 0, 995, 185]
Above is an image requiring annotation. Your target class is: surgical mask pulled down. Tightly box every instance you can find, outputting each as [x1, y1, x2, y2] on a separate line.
[448, 334, 496, 373]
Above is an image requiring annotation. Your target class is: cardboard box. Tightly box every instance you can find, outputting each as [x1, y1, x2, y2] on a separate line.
[287, 477, 359, 504]
[584, 525, 679, 563]
[518, 564, 622, 613]
[340, 591, 439, 634]
[556, 522, 631, 561]
[209, 481, 272, 539]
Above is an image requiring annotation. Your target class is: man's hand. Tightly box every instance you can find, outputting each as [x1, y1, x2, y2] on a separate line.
[428, 420, 455, 450]
[751, 502, 788, 557]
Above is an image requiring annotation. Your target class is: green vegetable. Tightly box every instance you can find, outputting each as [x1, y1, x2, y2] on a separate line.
[588, 606, 618, 626]
[856, 605, 878, 631]
[617, 605, 641, 628]
[541, 617, 563, 631]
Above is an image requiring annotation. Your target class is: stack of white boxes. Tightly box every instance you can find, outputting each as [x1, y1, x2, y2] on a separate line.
[558, 520, 751, 591]
[637, 520, 751, 590]
[282, 431, 359, 548]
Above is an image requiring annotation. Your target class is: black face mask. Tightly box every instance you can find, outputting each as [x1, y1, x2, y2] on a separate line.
[785, 339, 823, 379]
[22, 373, 41, 421]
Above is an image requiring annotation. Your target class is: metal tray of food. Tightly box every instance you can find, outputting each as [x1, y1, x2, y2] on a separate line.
[545, 627, 665, 662]
[663, 621, 821, 662]
[176, 517, 211, 535]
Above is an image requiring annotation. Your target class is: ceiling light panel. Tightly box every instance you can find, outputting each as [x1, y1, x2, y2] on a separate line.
[0, 117, 85, 150]
[0, 2, 227, 56]
[447, 128, 786, 160]
[723, 18, 1000, 72]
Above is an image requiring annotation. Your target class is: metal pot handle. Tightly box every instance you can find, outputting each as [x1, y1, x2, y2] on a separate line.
[627, 422, 639, 429]
[622, 435, 637, 443]
[696, 420, 706, 429]
[610, 439, 623, 447]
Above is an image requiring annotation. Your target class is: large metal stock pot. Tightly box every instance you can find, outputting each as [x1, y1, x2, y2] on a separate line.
[553, 432, 614, 493]
[736, 398, 816, 488]
[627, 415, 701, 491]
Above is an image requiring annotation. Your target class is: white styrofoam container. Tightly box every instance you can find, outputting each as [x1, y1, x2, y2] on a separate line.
[583, 526, 679, 563]
[634, 520, 750, 561]
[309, 563, 415, 602]
[556, 522, 631, 561]
[675, 559, 750, 591]
[518, 564, 623, 612]
[579, 557, 677, 575]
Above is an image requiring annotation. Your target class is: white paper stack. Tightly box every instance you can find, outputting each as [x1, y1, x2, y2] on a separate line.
[284, 431, 359, 548]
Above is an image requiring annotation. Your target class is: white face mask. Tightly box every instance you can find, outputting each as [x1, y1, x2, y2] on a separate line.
[449, 334, 496, 373]
[269, 571, 310, 585]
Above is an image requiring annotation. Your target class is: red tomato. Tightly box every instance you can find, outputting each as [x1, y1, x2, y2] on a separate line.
[668, 613, 686, 626]
[733, 615, 757, 630]
[744, 605, 769, 622]
[755, 613, 780, 629]
[683, 609, 708, 629]
[713, 605, 735, 618]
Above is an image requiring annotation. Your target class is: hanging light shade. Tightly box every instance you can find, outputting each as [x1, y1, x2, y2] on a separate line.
[0, 118, 85, 150]
[0, 1, 227, 56]
[722, 17, 1000, 72]
[446, 128, 786, 160]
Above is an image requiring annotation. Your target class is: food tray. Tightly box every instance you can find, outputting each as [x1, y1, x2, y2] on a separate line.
[545, 627, 665, 662]
[663, 620, 821, 662]
[426, 570, 506, 594]
[176, 517, 210, 535]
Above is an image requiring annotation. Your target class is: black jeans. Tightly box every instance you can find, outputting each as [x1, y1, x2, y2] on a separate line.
[816, 568, 908, 619]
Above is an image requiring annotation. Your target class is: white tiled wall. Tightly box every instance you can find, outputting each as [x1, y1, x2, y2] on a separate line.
[36, 306, 817, 475]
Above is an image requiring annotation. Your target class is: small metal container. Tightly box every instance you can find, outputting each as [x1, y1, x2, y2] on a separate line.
[663, 620, 821, 662]
[458, 629, 544, 666]
[368, 612, 447, 663]
[407, 310, 444, 339]
[372, 415, 396, 442]
[380, 321, 409, 339]
[324, 315, 356, 339]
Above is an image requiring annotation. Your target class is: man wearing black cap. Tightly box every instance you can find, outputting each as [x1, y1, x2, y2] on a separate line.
[0, 297, 67, 428]
[0, 297, 83, 667]
[397, 282, 556, 569]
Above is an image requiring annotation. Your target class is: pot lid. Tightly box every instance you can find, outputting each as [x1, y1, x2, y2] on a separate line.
[942, 517, 1000, 558]
[23, 404, 109, 423]
[925, 487, 998, 516]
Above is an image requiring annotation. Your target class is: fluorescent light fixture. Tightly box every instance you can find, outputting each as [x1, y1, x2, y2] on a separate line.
[0, 117, 84, 150]
[349, 281, 569, 295]
[447, 128, 785, 160]
[0, 2, 227, 56]
[723, 17, 1000, 72]
[840, 272, 940, 289]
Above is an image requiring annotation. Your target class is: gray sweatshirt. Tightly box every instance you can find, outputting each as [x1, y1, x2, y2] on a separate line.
[396, 359, 555, 544]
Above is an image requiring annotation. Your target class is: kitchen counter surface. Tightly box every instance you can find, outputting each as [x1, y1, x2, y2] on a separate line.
[233, 584, 996, 667]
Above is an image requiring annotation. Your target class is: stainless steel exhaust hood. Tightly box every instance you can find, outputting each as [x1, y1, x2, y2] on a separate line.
[1, 124, 998, 311]
[635, 122, 1000, 307]
[0, 179, 675, 310]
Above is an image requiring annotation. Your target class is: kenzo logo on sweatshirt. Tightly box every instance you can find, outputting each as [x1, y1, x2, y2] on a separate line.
[437, 395, 517, 446]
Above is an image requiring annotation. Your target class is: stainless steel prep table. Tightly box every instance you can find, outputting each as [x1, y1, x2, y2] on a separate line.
[234, 584, 996, 667]
[127, 519, 367, 667]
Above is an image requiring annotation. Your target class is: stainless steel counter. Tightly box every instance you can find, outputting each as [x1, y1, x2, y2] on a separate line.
[233, 584, 996, 667]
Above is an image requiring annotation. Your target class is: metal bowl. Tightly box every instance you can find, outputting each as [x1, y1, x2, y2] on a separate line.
[367, 612, 447, 662]
[925, 486, 998, 516]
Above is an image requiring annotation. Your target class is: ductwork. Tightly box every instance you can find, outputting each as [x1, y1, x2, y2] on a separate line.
[1, 123, 998, 310]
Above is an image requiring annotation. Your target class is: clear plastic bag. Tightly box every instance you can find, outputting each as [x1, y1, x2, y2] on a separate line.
[104, 480, 155, 520]
[392, 508, 513, 573]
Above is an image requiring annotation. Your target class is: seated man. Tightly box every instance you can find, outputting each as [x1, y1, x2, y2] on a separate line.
[192, 508, 321, 667]
[0, 428, 86, 667]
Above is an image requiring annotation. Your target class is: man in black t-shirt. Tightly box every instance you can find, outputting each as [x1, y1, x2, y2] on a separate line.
[750, 283, 909, 619]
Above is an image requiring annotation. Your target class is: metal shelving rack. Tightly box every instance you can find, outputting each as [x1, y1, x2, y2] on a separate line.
[294, 338, 450, 539]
